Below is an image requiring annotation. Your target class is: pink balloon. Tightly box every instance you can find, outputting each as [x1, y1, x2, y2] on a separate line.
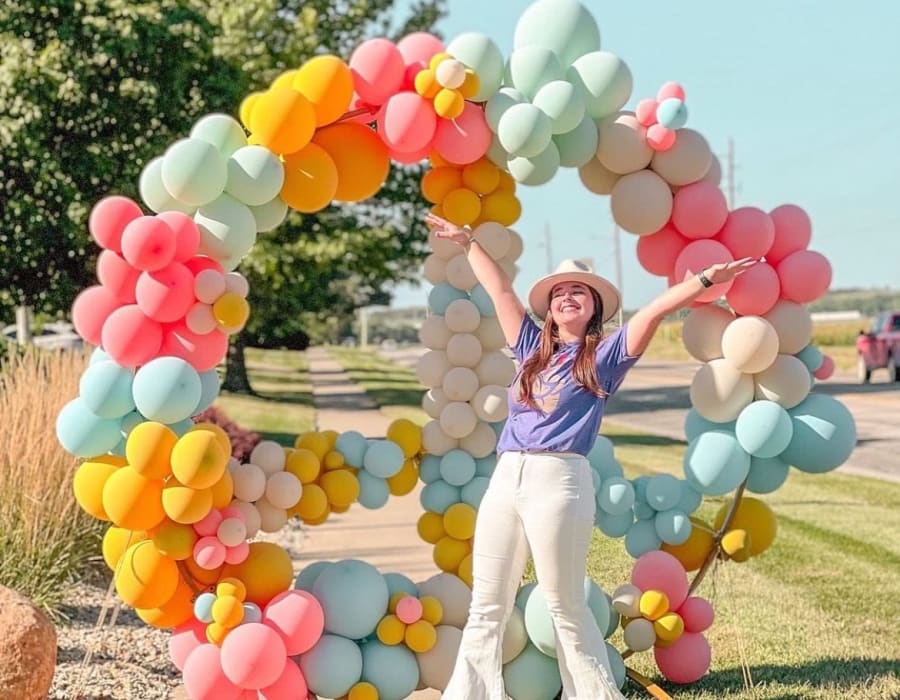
[183, 643, 243, 700]
[97, 251, 140, 304]
[776, 250, 832, 303]
[636, 224, 690, 277]
[389, 141, 433, 164]
[674, 239, 734, 303]
[135, 262, 196, 323]
[101, 305, 164, 367]
[345, 94, 379, 124]
[158, 211, 201, 262]
[194, 536, 227, 569]
[121, 216, 177, 272]
[396, 596, 423, 624]
[262, 591, 325, 656]
[635, 98, 658, 126]
[350, 38, 406, 107]
[657, 81, 686, 102]
[71, 285, 122, 346]
[434, 102, 492, 165]
[401, 61, 427, 91]
[724, 260, 780, 316]
[162, 323, 228, 372]
[647, 124, 676, 151]
[672, 181, 728, 239]
[814, 355, 835, 380]
[631, 551, 689, 610]
[89, 195, 143, 252]
[654, 632, 711, 684]
[678, 597, 715, 633]
[185, 256, 225, 277]
[396, 32, 444, 66]
[767, 204, 811, 264]
[220, 623, 287, 690]
[716, 206, 775, 260]
[224, 541, 250, 565]
[377, 92, 438, 153]
[194, 509, 224, 537]
[169, 619, 207, 671]
[221, 506, 246, 522]
[257, 660, 308, 700]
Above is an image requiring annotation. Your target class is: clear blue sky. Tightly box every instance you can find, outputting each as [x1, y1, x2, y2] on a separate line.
[389, 0, 900, 311]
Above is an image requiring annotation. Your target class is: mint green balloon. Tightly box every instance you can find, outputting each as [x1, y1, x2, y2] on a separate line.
[523, 578, 610, 659]
[139, 157, 194, 215]
[225, 145, 285, 206]
[596, 510, 632, 538]
[504, 46, 565, 100]
[515, 582, 536, 612]
[533, 80, 585, 134]
[684, 408, 736, 442]
[780, 394, 856, 473]
[384, 573, 418, 598]
[161, 137, 227, 206]
[508, 141, 560, 186]
[498, 103, 552, 158]
[746, 455, 790, 494]
[597, 477, 634, 516]
[735, 399, 794, 458]
[312, 559, 389, 640]
[194, 193, 256, 267]
[190, 113, 248, 157]
[419, 479, 461, 514]
[553, 113, 599, 167]
[485, 87, 527, 132]
[503, 643, 562, 700]
[486, 136, 509, 167]
[513, 0, 601, 67]
[566, 51, 633, 120]
[249, 196, 288, 232]
[447, 32, 505, 102]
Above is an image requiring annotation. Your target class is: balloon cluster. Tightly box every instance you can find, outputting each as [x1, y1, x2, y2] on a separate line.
[192, 578, 259, 645]
[415, 53, 481, 120]
[376, 592, 444, 653]
[422, 155, 522, 228]
[192, 507, 251, 570]
[635, 82, 689, 151]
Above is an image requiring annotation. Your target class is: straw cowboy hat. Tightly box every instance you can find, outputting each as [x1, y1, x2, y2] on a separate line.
[528, 259, 621, 323]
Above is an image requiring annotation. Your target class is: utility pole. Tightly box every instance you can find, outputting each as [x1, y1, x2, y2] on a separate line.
[726, 137, 736, 209]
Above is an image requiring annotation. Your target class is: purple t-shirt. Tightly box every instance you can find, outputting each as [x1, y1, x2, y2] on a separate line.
[496, 315, 641, 456]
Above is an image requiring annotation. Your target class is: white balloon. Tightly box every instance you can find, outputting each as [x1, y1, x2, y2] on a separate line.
[422, 387, 450, 419]
[422, 420, 459, 455]
[445, 299, 481, 334]
[419, 315, 453, 350]
[250, 440, 286, 475]
[442, 366, 480, 402]
[440, 402, 479, 439]
[194, 269, 227, 304]
[689, 358, 755, 422]
[417, 350, 452, 388]
[186, 302, 217, 335]
[472, 384, 509, 422]
[754, 355, 812, 409]
[446, 333, 483, 368]
[459, 421, 498, 458]
[446, 254, 478, 291]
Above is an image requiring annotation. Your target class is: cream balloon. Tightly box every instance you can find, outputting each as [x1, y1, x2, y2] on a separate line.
[499, 260, 518, 281]
[436, 59, 467, 89]
[229, 499, 261, 538]
[682, 305, 734, 362]
[440, 401, 479, 439]
[476, 351, 516, 387]
[754, 354, 812, 409]
[650, 128, 713, 186]
[611, 583, 642, 618]
[721, 316, 779, 373]
[689, 358, 755, 422]
[446, 254, 478, 291]
[506, 229, 524, 261]
[442, 366, 480, 402]
[471, 384, 509, 422]
[429, 230, 465, 260]
[230, 462, 267, 503]
[422, 420, 459, 455]
[446, 333, 483, 368]
[596, 112, 653, 175]
[422, 387, 450, 419]
[417, 573, 472, 628]
[502, 606, 529, 663]
[419, 314, 453, 350]
[610, 169, 673, 235]
[444, 299, 481, 334]
[417, 625, 463, 691]
[459, 421, 498, 458]
[417, 350, 452, 388]
[255, 496, 288, 533]
[473, 222, 512, 260]
[264, 471, 302, 509]
[702, 154, 722, 186]
[476, 317, 507, 351]
[578, 157, 621, 195]
[424, 254, 448, 285]
[763, 300, 813, 355]
[250, 440, 286, 475]
[623, 618, 656, 652]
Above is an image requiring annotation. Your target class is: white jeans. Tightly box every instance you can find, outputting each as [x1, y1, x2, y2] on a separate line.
[442, 450, 625, 700]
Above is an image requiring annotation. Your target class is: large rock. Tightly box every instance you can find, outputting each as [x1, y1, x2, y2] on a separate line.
[0, 586, 57, 699]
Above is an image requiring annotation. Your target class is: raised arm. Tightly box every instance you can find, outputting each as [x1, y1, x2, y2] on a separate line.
[625, 258, 758, 357]
[425, 213, 525, 345]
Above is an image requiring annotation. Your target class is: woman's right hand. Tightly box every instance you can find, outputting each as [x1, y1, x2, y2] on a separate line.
[424, 212, 470, 248]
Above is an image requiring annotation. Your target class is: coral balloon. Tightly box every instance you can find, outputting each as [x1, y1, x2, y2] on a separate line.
[433, 102, 492, 165]
[350, 39, 405, 106]
[631, 550, 689, 610]
[725, 261, 780, 316]
[120, 216, 176, 272]
[673, 240, 734, 302]
[263, 590, 326, 655]
[135, 263, 195, 323]
[90, 196, 143, 252]
[97, 251, 140, 303]
[636, 225, 689, 277]
[776, 250, 832, 304]
[102, 305, 164, 367]
[716, 206, 775, 260]
[313, 122, 390, 202]
[672, 181, 728, 239]
[71, 285, 122, 346]
[183, 644, 243, 700]
[654, 632, 711, 684]
[767, 204, 811, 264]
[377, 92, 437, 152]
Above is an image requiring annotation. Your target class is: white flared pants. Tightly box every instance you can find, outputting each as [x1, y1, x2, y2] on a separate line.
[442, 450, 625, 700]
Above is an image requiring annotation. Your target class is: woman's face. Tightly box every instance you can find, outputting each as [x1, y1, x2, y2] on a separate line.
[548, 282, 595, 329]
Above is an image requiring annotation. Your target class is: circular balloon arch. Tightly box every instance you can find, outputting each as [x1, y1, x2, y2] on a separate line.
[57, 0, 857, 698]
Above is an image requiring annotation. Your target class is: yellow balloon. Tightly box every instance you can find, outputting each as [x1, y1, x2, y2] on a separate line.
[443, 503, 476, 540]
[429, 52, 452, 71]
[376, 614, 406, 645]
[417, 511, 446, 544]
[421, 167, 463, 205]
[212, 292, 250, 329]
[102, 526, 146, 571]
[151, 520, 197, 560]
[115, 540, 179, 609]
[183, 557, 224, 586]
[320, 430, 339, 451]
[126, 422, 177, 479]
[323, 450, 346, 470]
[217, 578, 247, 601]
[206, 622, 229, 646]
[387, 419, 422, 458]
[285, 447, 322, 484]
[295, 433, 330, 461]
[495, 170, 517, 193]
[348, 682, 379, 700]
[313, 122, 390, 202]
[74, 456, 124, 520]
[405, 619, 438, 652]
[303, 503, 332, 525]
[292, 483, 329, 521]
[462, 159, 501, 195]
[271, 70, 299, 90]
[457, 553, 473, 587]
[171, 429, 229, 490]
[442, 187, 481, 226]
[721, 529, 753, 562]
[388, 591, 407, 613]
[221, 541, 293, 608]
[239, 92, 264, 128]
[320, 469, 360, 508]
[136, 575, 195, 629]
[653, 612, 685, 642]
[161, 483, 214, 525]
[414, 69, 441, 99]
[102, 466, 166, 531]
[189, 422, 231, 457]
[639, 590, 670, 621]
[458, 70, 481, 100]
[212, 594, 245, 628]
[387, 459, 419, 496]
[210, 469, 235, 510]
[714, 497, 777, 556]
[661, 518, 715, 572]
[292, 55, 354, 127]
[419, 596, 443, 625]
[248, 87, 316, 155]
[434, 89, 465, 120]
[433, 536, 470, 572]
[479, 190, 521, 226]
[281, 143, 339, 213]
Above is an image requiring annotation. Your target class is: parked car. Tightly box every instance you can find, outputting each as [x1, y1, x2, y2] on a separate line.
[856, 311, 900, 383]
[2, 321, 84, 351]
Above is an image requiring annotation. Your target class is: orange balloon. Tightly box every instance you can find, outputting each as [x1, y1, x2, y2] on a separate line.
[313, 122, 390, 202]
[495, 170, 517, 193]
[189, 422, 231, 457]
[421, 167, 463, 204]
[115, 540, 179, 609]
[171, 429, 229, 490]
[73, 456, 124, 520]
[102, 526, 147, 570]
[102, 466, 166, 531]
[239, 92, 264, 128]
[210, 469, 234, 510]
[479, 190, 521, 226]
[161, 482, 213, 525]
[183, 556, 224, 586]
[292, 55, 354, 127]
[136, 575, 195, 629]
[462, 159, 501, 195]
[221, 541, 292, 608]
[126, 422, 177, 480]
[281, 143, 339, 213]
[442, 187, 481, 226]
[248, 87, 316, 155]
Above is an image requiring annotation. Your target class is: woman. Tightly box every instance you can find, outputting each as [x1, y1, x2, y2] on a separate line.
[425, 212, 755, 700]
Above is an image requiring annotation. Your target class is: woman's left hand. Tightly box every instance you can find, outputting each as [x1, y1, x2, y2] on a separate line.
[703, 257, 758, 284]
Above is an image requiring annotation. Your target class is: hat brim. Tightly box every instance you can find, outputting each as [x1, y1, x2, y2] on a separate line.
[528, 271, 621, 323]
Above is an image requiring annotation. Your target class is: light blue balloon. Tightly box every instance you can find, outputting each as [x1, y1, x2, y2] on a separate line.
[312, 559, 389, 640]
[746, 455, 791, 494]
[193, 592, 216, 623]
[363, 439, 404, 478]
[89, 347, 112, 365]
[336, 430, 368, 468]
[249, 195, 288, 233]
[474, 454, 497, 478]
[655, 508, 691, 545]
[625, 519, 661, 558]
[498, 103, 553, 158]
[589, 467, 602, 494]
[645, 474, 682, 511]
[225, 145, 285, 206]
[56, 398, 123, 457]
[602, 596, 620, 639]
[428, 282, 469, 314]
[504, 46, 565, 100]
[553, 113, 599, 167]
[513, 0, 601, 67]
[795, 343, 824, 372]
[606, 642, 627, 688]
[120, 411, 144, 437]
[241, 602, 262, 624]
[485, 87, 528, 132]
[79, 361, 135, 419]
[440, 449, 477, 486]
[631, 475, 650, 501]
[132, 356, 202, 424]
[683, 430, 751, 496]
[676, 484, 703, 514]
[735, 400, 794, 458]
[447, 32, 505, 102]
[470, 284, 496, 317]
[190, 113, 248, 157]
[357, 471, 390, 509]
[194, 193, 257, 269]
[361, 641, 419, 700]
[587, 436, 616, 472]
[294, 561, 334, 592]
[167, 417, 195, 437]
[596, 509, 632, 538]
[490, 419, 506, 439]
[420, 479, 462, 514]
[656, 98, 688, 129]
[684, 408, 736, 442]
[584, 578, 611, 636]
[523, 585, 559, 657]
[597, 477, 634, 516]
[503, 643, 562, 700]
[566, 51, 633, 120]
[781, 394, 857, 473]
[194, 369, 220, 415]
[461, 475, 490, 509]
[161, 137, 227, 207]
[508, 141, 560, 186]
[633, 500, 656, 520]
[533, 80, 586, 135]
[486, 135, 509, 167]
[110, 437, 126, 457]
[139, 156, 195, 215]
[300, 634, 363, 698]
[384, 573, 418, 599]
[515, 582, 537, 611]
[418, 454, 442, 484]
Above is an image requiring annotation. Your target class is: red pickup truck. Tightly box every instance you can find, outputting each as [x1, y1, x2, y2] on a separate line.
[857, 311, 900, 383]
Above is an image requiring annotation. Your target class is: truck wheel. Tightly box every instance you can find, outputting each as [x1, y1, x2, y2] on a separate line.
[857, 354, 871, 384]
[888, 354, 899, 382]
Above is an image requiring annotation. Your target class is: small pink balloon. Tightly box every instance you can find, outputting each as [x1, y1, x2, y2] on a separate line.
[401, 61, 427, 91]
[395, 596, 424, 624]
[194, 536, 227, 570]
[814, 355, 835, 380]
[716, 206, 775, 260]
[767, 204, 811, 264]
[346, 93, 379, 124]
[777, 249, 832, 304]
[101, 305, 163, 367]
[434, 102, 492, 165]
[389, 140, 433, 165]
[89, 195, 143, 253]
[221, 506, 247, 523]
[183, 643, 243, 700]
[157, 211, 201, 262]
[674, 239, 734, 303]
[220, 623, 287, 690]
[377, 92, 438, 153]
[636, 224, 690, 277]
[724, 261, 780, 316]
[672, 181, 729, 239]
[161, 322, 228, 372]
[184, 255, 225, 277]
[186, 302, 218, 335]
[218, 518, 248, 547]
[135, 262, 196, 323]
[224, 541, 250, 565]
[169, 619, 207, 671]
[257, 660, 308, 700]
[647, 124, 676, 151]
[262, 590, 325, 656]
[396, 32, 444, 66]
[350, 38, 406, 107]
[654, 632, 711, 684]
[657, 81, 686, 102]
[635, 98, 659, 126]
[194, 509, 224, 537]
[632, 551, 689, 610]
[97, 251, 141, 304]
[121, 216, 177, 272]
[71, 285, 122, 346]
[678, 597, 715, 633]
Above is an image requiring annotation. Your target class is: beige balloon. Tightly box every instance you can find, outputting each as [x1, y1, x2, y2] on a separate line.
[610, 169, 673, 235]
[442, 366, 480, 401]
[424, 253, 448, 285]
[419, 314, 453, 350]
[689, 358, 755, 422]
[231, 462, 267, 502]
[721, 316, 779, 373]
[459, 420, 497, 458]
[476, 350, 517, 387]
[502, 606, 529, 663]
[417, 350, 452, 388]
[429, 230, 464, 260]
[447, 333, 483, 368]
[440, 401, 479, 439]
[422, 387, 450, 419]
[578, 157, 621, 195]
[229, 499, 261, 538]
[623, 617, 656, 652]
[476, 317, 507, 351]
[417, 625, 463, 691]
[682, 305, 735, 362]
[254, 497, 288, 533]
[264, 471, 302, 509]
[754, 354, 811, 409]
[444, 299, 481, 334]
[499, 260, 518, 281]
[763, 300, 813, 355]
[471, 384, 509, 422]
[473, 222, 511, 260]
[702, 154, 722, 186]
[446, 254, 478, 291]
[417, 572, 473, 628]
[506, 229, 524, 261]
[250, 440, 285, 474]
[650, 128, 713, 186]
[612, 583, 642, 618]
[422, 420, 459, 455]
[596, 111, 654, 175]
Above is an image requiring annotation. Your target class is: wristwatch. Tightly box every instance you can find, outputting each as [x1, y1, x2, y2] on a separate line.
[698, 269, 714, 288]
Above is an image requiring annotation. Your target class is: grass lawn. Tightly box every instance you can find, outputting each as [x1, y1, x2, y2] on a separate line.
[214, 347, 316, 444]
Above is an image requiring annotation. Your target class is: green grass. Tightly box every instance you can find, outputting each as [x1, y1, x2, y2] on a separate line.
[214, 347, 315, 444]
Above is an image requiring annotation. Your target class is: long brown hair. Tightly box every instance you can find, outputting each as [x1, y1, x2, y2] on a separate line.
[518, 287, 607, 410]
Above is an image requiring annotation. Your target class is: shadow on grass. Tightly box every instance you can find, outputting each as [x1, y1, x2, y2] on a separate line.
[257, 430, 299, 446]
[604, 431, 686, 448]
[250, 389, 315, 407]
[362, 387, 425, 408]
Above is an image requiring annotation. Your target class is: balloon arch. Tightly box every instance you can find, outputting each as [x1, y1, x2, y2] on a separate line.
[57, 0, 856, 697]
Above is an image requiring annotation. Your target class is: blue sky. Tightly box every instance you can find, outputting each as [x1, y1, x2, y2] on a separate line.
[389, 0, 900, 311]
